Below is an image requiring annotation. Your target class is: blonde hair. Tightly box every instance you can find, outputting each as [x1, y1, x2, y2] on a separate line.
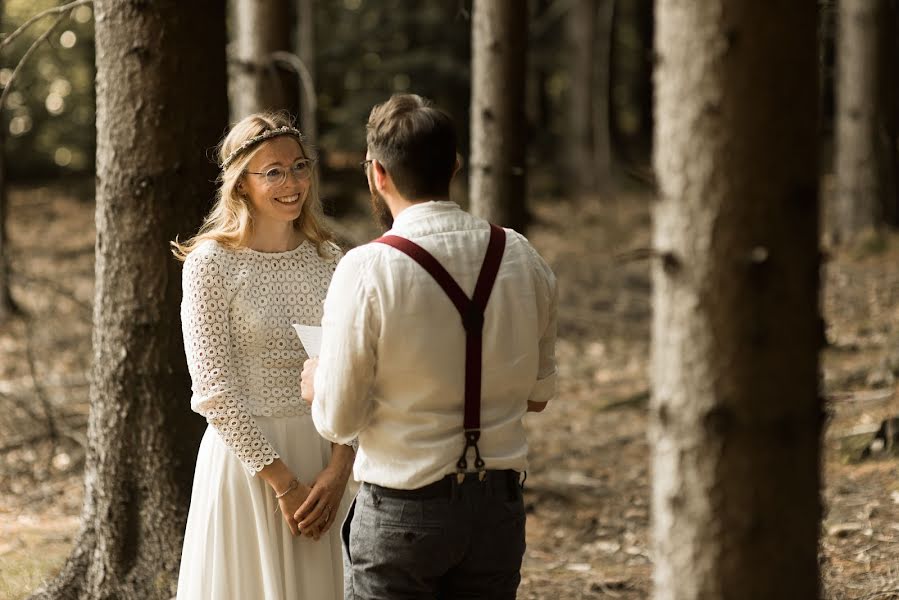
[172, 112, 333, 261]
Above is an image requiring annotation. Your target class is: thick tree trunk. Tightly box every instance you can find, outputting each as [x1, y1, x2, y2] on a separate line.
[30, 1, 227, 599]
[469, 0, 529, 233]
[297, 0, 317, 144]
[566, 0, 596, 193]
[651, 2, 821, 599]
[229, 0, 296, 120]
[833, 0, 890, 242]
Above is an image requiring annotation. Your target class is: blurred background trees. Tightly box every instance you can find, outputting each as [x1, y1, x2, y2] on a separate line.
[1, 0, 658, 200]
[5, 0, 896, 238]
[2, 0, 94, 180]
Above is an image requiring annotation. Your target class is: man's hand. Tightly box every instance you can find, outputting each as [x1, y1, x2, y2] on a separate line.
[294, 462, 351, 540]
[301, 358, 319, 404]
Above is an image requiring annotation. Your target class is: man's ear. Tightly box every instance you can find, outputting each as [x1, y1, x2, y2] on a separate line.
[452, 153, 463, 178]
[373, 160, 388, 190]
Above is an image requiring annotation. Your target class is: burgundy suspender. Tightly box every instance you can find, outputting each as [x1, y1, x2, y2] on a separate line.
[374, 224, 506, 479]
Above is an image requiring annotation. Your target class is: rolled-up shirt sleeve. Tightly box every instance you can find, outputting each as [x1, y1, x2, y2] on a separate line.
[312, 249, 379, 444]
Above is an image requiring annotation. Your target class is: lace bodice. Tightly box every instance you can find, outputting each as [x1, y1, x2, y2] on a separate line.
[181, 239, 340, 474]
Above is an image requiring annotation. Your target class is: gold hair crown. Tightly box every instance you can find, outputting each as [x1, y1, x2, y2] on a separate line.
[220, 126, 304, 169]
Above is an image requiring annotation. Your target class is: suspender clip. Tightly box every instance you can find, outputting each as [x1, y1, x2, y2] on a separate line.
[456, 429, 485, 474]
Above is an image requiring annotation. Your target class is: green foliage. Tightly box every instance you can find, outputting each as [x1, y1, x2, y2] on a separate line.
[315, 0, 471, 155]
[2, 0, 96, 180]
[0, 0, 658, 188]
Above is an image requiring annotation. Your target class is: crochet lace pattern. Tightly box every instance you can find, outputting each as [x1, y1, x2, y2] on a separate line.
[181, 239, 339, 473]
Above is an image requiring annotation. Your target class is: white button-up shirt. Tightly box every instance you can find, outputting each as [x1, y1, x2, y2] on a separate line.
[312, 201, 558, 489]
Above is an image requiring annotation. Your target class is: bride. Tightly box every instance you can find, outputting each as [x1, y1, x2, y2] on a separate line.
[172, 112, 355, 599]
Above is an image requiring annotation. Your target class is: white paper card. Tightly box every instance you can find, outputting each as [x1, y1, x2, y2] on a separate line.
[292, 324, 323, 357]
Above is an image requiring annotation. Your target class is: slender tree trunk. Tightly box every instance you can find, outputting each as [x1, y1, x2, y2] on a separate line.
[0, 0, 16, 323]
[651, 2, 821, 599]
[879, 0, 899, 226]
[566, 0, 596, 193]
[229, 0, 296, 120]
[0, 98, 15, 323]
[297, 0, 317, 144]
[833, 0, 889, 242]
[818, 0, 837, 139]
[469, 0, 529, 233]
[30, 1, 227, 598]
[592, 0, 615, 196]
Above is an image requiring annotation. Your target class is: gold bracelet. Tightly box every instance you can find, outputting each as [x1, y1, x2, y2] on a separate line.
[274, 478, 299, 499]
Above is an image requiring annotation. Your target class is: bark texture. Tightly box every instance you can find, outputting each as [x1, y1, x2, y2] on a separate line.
[229, 0, 296, 120]
[651, 2, 821, 599]
[833, 0, 892, 241]
[31, 1, 227, 598]
[469, 0, 529, 233]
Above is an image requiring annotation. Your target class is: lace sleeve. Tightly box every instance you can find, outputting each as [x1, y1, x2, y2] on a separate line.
[181, 247, 280, 475]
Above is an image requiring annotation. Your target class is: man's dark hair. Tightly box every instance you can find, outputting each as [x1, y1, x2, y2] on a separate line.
[366, 94, 458, 200]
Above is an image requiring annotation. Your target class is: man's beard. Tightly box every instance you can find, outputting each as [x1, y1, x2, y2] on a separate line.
[369, 188, 394, 231]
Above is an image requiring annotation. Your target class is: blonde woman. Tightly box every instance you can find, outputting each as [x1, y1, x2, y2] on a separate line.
[173, 113, 355, 599]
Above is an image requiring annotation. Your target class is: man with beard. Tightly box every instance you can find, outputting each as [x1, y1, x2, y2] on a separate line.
[299, 93, 558, 599]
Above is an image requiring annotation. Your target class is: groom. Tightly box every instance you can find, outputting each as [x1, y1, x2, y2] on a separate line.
[300, 93, 557, 599]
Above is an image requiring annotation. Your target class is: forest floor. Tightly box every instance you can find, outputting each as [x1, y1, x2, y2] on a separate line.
[2, 179, 899, 599]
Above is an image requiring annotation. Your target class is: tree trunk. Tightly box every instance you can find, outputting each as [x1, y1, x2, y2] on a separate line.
[879, 0, 899, 227]
[0, 99, 15, 323]
[229, 0, 296, 121]
[297, 0, 317, 144]
[818, 0, 837, 140]
[469, 0, 529, 233]
[566, 0, 596, 194]
[833, 0, 890, 242]
[30, 1, 227, 598]
[592, 0, 615, 196]
[651, 2, 821, 599]
[0, 0, 16, 323]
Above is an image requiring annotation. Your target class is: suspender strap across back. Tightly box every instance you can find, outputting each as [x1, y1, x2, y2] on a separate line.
[374, 224, 507, 478]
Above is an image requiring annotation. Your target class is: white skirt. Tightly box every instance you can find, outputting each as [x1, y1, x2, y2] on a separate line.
[176, 414, 356, 600]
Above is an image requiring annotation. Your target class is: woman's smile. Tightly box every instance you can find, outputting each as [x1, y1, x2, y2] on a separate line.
[274, 193, 301, 205]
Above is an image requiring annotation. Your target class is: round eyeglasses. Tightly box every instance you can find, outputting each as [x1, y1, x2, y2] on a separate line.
[246, 158, 316, 186]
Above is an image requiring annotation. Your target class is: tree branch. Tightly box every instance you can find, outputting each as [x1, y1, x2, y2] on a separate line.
[269, 51, 318, 138]
[0, 12, 69, 112]
[0, 0, 92, 52]
[24, 316, 59, 442]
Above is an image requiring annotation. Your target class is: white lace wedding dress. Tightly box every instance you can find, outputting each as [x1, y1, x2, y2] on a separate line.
[176, 239, 354, 600]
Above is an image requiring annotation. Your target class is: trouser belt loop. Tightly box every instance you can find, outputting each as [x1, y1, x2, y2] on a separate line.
[484, 470, 494, 497]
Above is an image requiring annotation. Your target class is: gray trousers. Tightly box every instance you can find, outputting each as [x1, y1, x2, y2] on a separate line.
[341, 471, 527, 599]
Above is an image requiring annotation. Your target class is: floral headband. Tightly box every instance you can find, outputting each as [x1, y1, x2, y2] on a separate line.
[220, 126, 305, 170]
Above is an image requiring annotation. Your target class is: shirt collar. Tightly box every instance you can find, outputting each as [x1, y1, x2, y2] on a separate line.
[388, 200, 461, 232]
